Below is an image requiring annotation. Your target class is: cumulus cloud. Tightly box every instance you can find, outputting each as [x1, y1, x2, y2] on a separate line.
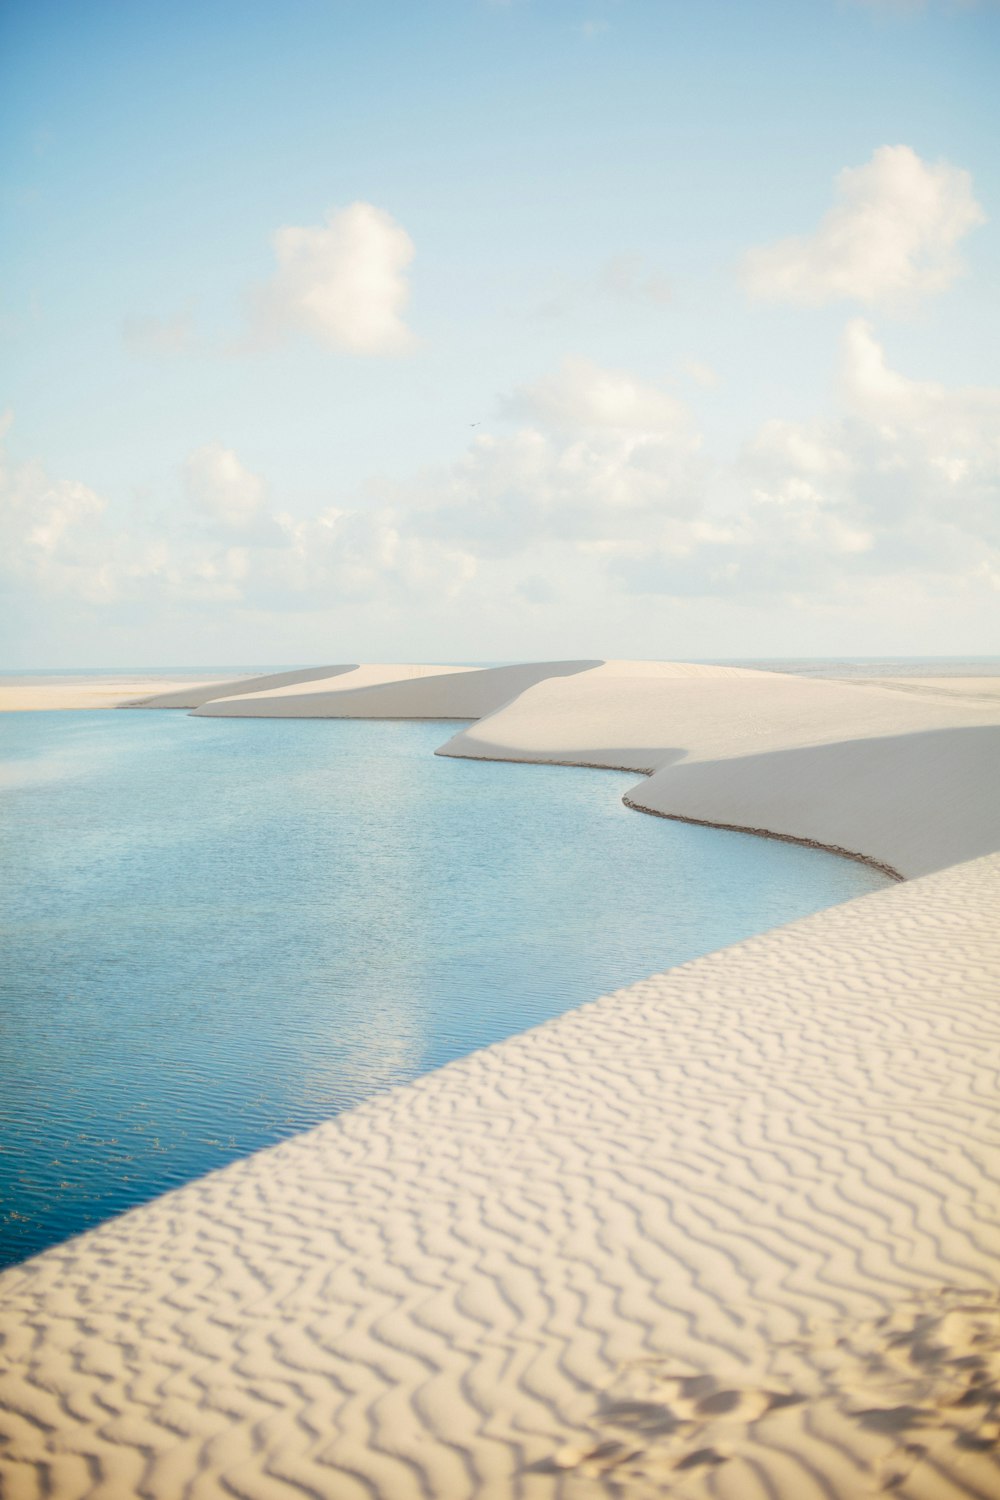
[615, 321, 1000, 600]
[184, 442, 267, 531]
[742, 146, 985, 308]
[406, 359, 705, 561]
[4, 337, 997, 624]
[0, 420, 475, 614]
[256, 201, 415, 354]
[0, 438, 173, 605]
[502, 356, 694, 435]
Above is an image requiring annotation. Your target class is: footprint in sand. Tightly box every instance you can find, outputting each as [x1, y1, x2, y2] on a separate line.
[539, 1286, 1000, 1494]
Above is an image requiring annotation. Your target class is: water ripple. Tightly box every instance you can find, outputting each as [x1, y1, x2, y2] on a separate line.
[0, 711, 888, 1264]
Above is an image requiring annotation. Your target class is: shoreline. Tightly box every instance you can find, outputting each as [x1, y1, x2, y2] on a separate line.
[2, 659, 998, 1497]
[622, 796, 905, 880]
[436, 741, 909, 881]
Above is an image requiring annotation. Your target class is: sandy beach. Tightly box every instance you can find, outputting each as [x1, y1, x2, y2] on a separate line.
[1, 660, 998, 1498]
[0, 677, 227, 712]
[0, 667, 361, 713]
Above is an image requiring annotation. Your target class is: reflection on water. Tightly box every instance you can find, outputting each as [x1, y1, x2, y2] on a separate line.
[0, 711, 888, 1265]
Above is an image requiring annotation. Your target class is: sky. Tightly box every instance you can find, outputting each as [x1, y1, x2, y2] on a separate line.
[1, 0, 998, 667]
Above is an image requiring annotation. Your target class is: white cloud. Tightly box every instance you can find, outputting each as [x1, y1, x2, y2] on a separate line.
[615, 321, 1000, 599]
[742, 146, 985, 308]
[404, 360, 705, 561]
[502, 356, 694, 435]
[0, 420, 475, 614]
[258, 201, 415, 354]
[4, 334, 997, 626]
[0, 438, 173, 605]
[184, 442, 267, 531]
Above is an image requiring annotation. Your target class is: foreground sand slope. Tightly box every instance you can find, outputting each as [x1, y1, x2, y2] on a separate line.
[130, 664, 357, 709]
[1, 854, 997, 1499]
[192, 659, 602, 719]
[439, 662, 1000, 877]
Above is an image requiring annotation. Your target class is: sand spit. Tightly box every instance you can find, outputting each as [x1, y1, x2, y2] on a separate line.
[439, 661, 1000, 878]
[0, 677, 230, 711]
[128, 664, 357, 709]
[192, 659, 602, 719]
[1, 854, 998, 1499]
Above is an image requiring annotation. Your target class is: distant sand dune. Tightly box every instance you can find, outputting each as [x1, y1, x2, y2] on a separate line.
[192, 659, 602, 719]
[130, 664, 356, 709]
[629, 724, 1000, 879]
[439, 661, 1000, 877]
[1, 854, 997, 1498]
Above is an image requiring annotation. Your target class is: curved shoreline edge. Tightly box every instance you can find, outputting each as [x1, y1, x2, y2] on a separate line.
[625, 795, 906, 880]
[2, 660, 999, 1498]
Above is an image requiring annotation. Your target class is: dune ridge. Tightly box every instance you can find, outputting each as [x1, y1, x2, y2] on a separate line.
[438, 661, 1000, 878]
[129, 664, 358, 709]
[191, 659, 601, 719]
[0, 854, 997, 1497]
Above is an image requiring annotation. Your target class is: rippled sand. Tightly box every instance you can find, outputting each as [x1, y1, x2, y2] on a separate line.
[1, 855, 997, 1497]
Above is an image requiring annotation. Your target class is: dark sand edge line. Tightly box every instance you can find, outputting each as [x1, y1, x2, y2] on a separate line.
[437, 743, 903, 881]
[621, 794, 904, 882]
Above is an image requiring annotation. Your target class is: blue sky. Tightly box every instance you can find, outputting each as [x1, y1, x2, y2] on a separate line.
[2, 0, 998, 665]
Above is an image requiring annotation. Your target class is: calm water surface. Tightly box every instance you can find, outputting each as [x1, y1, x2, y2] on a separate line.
[0, 711, 888, 1266]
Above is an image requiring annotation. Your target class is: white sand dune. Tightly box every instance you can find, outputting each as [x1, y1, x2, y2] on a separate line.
[129, 664, 357, 709]
[192, 658, 601, 719]
[187, 661, 472, 715]
[1, 854, 997, 1499]
[192, 661, 472, 707]
[439, 661, 1000, 877]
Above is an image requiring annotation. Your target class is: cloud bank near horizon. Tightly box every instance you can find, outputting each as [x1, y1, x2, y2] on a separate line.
[4, 321, 997, 631]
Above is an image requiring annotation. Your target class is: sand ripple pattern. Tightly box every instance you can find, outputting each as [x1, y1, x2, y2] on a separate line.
[1, 855, 998, 1499]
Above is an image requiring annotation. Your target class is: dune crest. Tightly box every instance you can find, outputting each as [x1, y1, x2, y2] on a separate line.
[130, 664, 357, 709]
[438, 661, 1000, 877]
[192, 658, 602, 718]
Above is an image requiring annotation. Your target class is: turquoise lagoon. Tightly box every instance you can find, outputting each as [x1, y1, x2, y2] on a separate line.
[0, 710, 888, 1266]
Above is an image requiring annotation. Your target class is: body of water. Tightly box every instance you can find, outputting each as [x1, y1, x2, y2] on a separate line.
[0, 711, 888, 1266]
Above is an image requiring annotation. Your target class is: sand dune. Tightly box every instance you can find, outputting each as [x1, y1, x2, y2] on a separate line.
[1, 854, 997, 1498]
[192, 658, 601, 718]
[439, 660, 1000, 877]
[192, 661, 472, 705]
[630, 724, 1000, 879]
[130, 664, 356, 709]
[187, 661, 472, 715]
